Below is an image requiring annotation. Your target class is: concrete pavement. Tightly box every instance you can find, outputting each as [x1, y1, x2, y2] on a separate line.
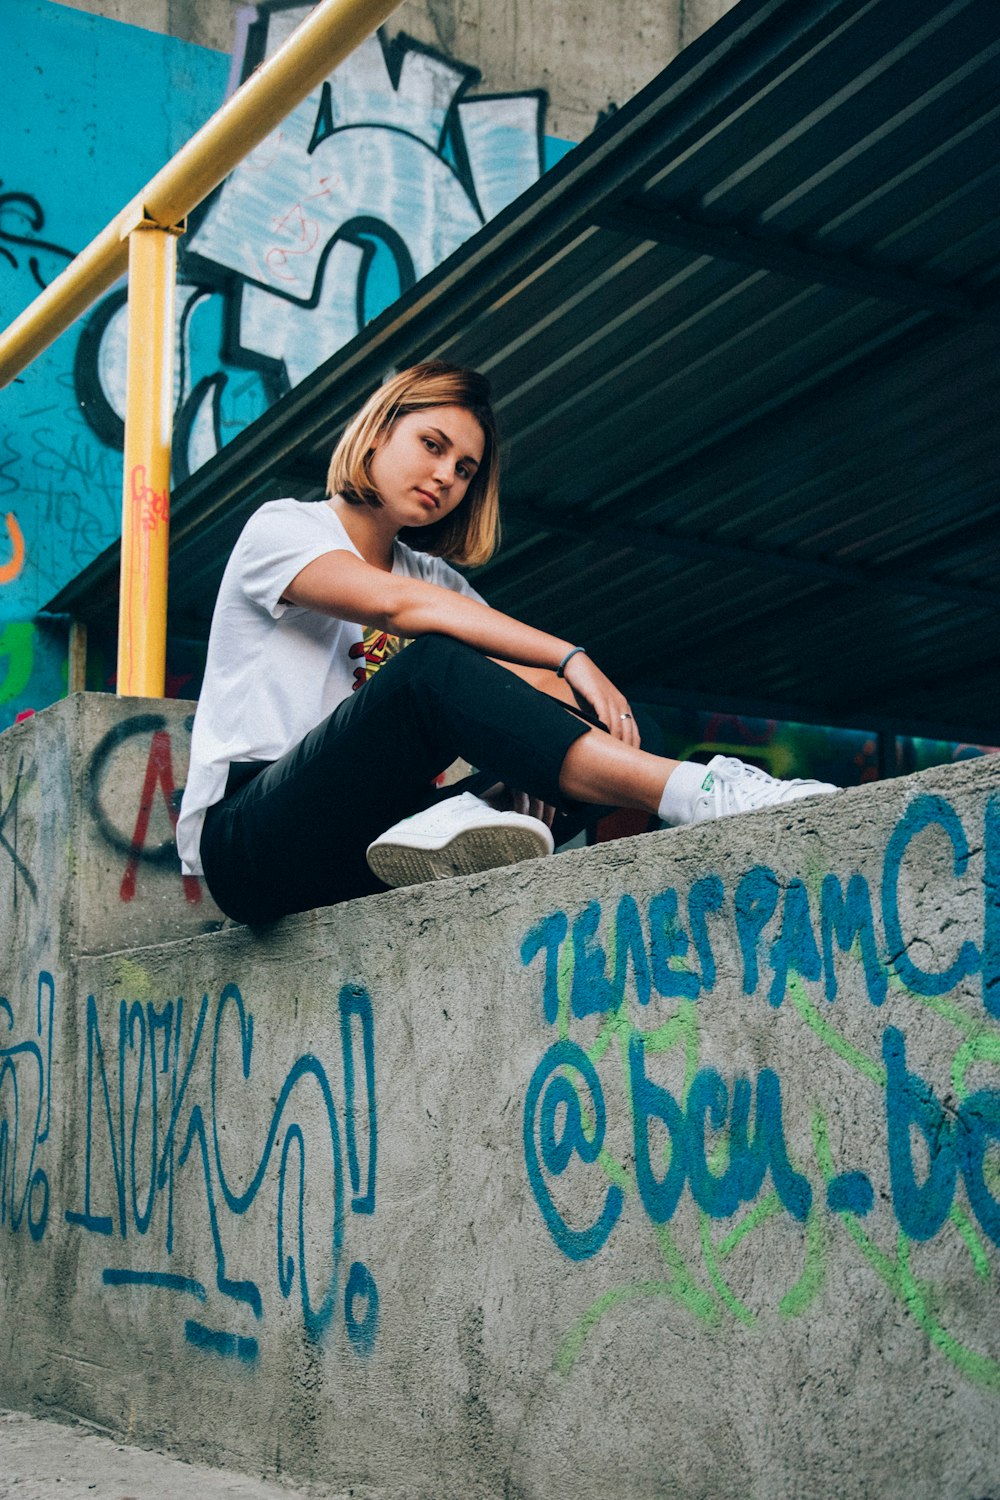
[0, 1411, 339, 1500]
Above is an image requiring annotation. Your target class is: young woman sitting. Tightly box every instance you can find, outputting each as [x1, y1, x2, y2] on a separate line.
[177, 362, 836, 924]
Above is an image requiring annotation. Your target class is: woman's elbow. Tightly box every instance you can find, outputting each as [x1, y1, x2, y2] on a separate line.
[382, 581, 425, 638]
[384, 584, 454, 640]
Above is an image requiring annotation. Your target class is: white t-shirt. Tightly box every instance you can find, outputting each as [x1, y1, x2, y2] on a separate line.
[176, 498, 485, 875]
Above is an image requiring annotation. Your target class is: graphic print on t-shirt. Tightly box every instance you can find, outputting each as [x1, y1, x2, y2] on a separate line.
[349, 626, 413, 690]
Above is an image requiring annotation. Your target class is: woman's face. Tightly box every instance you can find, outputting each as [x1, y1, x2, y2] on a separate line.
[368, 405, 485, 531]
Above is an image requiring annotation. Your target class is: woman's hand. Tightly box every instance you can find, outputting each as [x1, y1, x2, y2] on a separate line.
[511, 790, 556, 828]
[480, 782, 556, 828]
[562, 652, 641, 748]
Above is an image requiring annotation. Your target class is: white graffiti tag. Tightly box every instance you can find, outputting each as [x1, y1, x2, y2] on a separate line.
[85, 12, 545, 474]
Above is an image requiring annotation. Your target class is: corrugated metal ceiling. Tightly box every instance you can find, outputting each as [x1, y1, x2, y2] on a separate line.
[53, 0, 1000, 739]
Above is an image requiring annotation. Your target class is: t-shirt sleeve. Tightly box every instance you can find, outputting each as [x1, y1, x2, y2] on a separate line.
[238, 502, 357, 619]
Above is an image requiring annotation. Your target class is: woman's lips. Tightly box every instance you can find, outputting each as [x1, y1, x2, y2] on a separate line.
[415, 489, 439, 509]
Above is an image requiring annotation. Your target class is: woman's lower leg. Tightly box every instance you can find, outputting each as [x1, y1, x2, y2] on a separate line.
[558, 729, 677, 814]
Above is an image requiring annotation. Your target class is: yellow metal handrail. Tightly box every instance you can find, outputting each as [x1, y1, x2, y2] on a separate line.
[0, 0, 401, 693]
[0, 0, 400, 383]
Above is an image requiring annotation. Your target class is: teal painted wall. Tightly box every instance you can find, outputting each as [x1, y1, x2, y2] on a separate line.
[2, 0, 230, 720]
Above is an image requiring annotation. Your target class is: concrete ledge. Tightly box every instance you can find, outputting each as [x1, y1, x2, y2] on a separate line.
[0, 694, 224, 958]
[2, 699, 998, 1498]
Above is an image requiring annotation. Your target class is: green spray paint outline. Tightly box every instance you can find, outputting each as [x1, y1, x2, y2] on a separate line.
[542, 903, 999, 1385]
[812, 1109, 1000, 1389]
[551, 923, 722, 1368]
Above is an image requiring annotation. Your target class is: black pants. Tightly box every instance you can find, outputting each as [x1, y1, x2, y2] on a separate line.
[200, 634, 596, 924]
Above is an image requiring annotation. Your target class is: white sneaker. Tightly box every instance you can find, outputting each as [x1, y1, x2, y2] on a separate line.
[690, 755, 838, 823]
[366, 792, 555, 888]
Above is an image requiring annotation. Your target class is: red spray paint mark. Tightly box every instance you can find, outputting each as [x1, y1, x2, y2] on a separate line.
[120, 729, 201, 905]
[132, 465, 169, 535]
[124, 466, 169, 656]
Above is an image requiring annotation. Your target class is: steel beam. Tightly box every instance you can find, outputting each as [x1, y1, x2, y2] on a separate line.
[595, 198, 981, 319]
[497, 500, 1000, 611]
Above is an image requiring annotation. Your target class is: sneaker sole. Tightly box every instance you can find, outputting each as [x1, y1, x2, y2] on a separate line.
[367, 823, 552, 888]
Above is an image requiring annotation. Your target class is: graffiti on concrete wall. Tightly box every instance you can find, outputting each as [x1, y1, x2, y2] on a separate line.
[2, 965, 379, 1362]
[522, 791, 1000, 1388]
[64, 978, 378, 1361]
[0, 970, 54, 1243]
[86, 712, 204, 905]
[0, 752, 37, 912]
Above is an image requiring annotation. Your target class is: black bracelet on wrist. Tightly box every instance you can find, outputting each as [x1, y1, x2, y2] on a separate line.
[556, 646, 587, 678]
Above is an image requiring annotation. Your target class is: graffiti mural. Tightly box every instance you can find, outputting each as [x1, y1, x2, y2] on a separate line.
[77, 16, 556, 481]
[521, 791, 1000, 1390]
[85, 712, 203, 905]
[635, 704, 999, 800]
[0, 752, 38, 912]
[26, 974, 378, 1361]
[2, 1, 570, 729]
[2, 700, 998, 1478]
[0, 970, 54, 1244]
[3, 2, 232, 727]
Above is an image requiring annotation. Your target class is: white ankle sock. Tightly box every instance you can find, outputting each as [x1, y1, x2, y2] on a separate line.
[657, 760, 709, 826]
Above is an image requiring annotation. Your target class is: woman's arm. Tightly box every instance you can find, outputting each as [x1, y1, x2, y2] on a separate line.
[284, 548, 639, 744]
[490, 660, 576, 700]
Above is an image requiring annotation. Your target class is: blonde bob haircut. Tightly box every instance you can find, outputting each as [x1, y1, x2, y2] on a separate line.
[326, 361, 501, 568]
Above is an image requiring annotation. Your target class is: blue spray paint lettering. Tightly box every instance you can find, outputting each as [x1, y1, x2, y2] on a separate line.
[631, 1036, 812, 1224]
[884, 1025, 1000, 1246]
[821, 872, 887, 1006]
[571, 900, 618, 1018]
[0, 971, 53, 1242]
[629, 1034, 687, 1223]
[567, 893, 656, 1015]
[520, 792, 999, 1266]
[520, 910, 568, 1025]
[734, 865, 781, 996]
[648, 888, 699, 1000]
[522, 1039, 623, 1260]
[520, 795, 995, 1022]
[613, 893, 653, 1008]
[687, 874, 725, 991]
[65, 981, 380, 1359]
[344, 1260, 380, 1355]
[767, 878, 823, 1008]
[339, 985, 377, 1214]
[882, 795, 981, 998]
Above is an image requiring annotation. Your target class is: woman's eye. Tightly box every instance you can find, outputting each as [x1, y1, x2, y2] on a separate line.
[423, 437, 438, 452]
[457, 464, 469, 479]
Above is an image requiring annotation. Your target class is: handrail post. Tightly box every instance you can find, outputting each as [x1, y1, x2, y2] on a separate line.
[0, 0, 404, 701]
[116, 215, 183, 697]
